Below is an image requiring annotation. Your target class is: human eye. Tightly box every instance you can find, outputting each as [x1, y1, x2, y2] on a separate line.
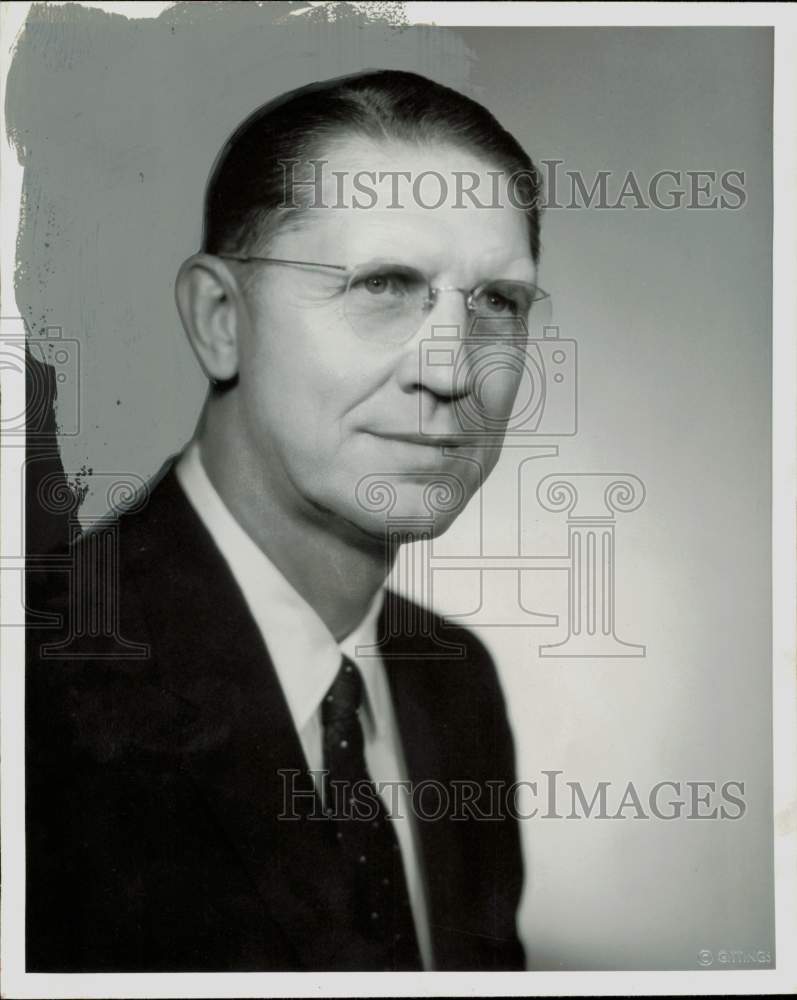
[483, 289, 516, 315]
[478, 281, 534, 317]
[349, 265, 425, 298]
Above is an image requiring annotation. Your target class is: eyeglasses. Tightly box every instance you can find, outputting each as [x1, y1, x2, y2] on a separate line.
[217, 254, 550, 345]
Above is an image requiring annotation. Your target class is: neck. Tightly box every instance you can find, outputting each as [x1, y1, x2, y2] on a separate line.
[194, 390, 393, 642]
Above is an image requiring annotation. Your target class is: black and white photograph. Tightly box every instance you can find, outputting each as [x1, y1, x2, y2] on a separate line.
[1, 2, 794, 996]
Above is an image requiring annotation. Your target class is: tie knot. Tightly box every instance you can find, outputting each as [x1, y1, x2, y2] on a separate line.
[322, 656, 363, 725]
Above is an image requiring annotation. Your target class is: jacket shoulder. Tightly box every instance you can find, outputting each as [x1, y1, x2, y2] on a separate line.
[381, 591, 516, 770]
[381, 589, 504, 689]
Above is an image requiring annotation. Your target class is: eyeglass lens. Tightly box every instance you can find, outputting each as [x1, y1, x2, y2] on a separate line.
[342, 263, 550, 345]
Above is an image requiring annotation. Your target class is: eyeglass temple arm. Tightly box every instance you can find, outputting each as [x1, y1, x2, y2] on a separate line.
[215, 254, 348, 272]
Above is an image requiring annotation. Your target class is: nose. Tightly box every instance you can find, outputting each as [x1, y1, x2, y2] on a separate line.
[394, 288, 473, 401]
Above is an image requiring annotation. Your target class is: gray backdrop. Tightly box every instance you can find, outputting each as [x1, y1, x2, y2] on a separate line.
[8, 5, 773, 971]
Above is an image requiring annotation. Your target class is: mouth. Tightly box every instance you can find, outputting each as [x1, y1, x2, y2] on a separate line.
[366, 431, 465, 449]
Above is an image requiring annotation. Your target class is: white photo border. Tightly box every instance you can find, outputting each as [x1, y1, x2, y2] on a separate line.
[1, 3, 794, 997]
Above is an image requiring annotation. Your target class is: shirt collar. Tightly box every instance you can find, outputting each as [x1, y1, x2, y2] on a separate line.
[174, 440, 387, 735]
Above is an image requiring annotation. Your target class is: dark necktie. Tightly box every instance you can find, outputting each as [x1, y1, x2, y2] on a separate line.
[322, 655, 423, 970]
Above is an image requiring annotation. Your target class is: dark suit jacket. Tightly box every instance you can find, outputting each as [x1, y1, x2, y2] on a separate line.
[26, 464, 525, 972]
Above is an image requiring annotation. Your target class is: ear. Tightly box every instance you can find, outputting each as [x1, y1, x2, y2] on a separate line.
[175, 253, 243, 383]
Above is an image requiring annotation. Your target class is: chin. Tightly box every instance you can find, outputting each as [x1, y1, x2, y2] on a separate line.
[327, 474, 470, 545]
[389, 513, 461, 543]
[338, 509, 463, 553]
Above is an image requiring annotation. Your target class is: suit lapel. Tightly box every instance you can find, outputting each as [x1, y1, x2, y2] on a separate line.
[122, 467, 372, 969]
[381, 604, 461, 967]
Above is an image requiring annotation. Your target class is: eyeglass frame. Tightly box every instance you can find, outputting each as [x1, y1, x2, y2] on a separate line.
[216, 253, 549, 342]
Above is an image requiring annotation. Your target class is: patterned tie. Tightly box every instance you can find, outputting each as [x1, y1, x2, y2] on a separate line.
[321, 655, 422, 970]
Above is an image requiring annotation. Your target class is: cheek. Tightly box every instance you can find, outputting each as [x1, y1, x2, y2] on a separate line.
[236, 323, 319, 470]
[462, 348, 526, 425]
[478, 369, 524, 414]
[240, 307, 375, 462]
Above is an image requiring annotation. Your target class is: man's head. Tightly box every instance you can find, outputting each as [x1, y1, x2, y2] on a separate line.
[176, 70, 545, 547]
[201, 69, 541, 266]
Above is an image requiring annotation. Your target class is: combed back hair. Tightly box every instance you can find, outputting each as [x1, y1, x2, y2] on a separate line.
[202, 69, 542, 263]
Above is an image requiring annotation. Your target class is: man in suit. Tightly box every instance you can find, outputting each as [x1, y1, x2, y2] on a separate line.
[26, 70, 545, 972]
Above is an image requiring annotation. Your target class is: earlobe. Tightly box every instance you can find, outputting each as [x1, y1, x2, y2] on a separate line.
[175, 253, 241, 384]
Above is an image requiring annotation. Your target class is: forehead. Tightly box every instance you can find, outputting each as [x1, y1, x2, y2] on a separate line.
[275, 137, 535, 280]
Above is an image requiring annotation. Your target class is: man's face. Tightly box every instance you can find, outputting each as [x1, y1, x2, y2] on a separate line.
[232, 138, 537, 544]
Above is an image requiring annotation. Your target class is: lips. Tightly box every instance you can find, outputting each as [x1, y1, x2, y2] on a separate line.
[366, 431, 464, 448]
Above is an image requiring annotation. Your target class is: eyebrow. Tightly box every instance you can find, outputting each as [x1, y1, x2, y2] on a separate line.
[314, 209, 536, 278]
[345, 254, 537, 284]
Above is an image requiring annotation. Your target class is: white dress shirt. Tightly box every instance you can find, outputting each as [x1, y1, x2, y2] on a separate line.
[175, 440, 433, 968]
